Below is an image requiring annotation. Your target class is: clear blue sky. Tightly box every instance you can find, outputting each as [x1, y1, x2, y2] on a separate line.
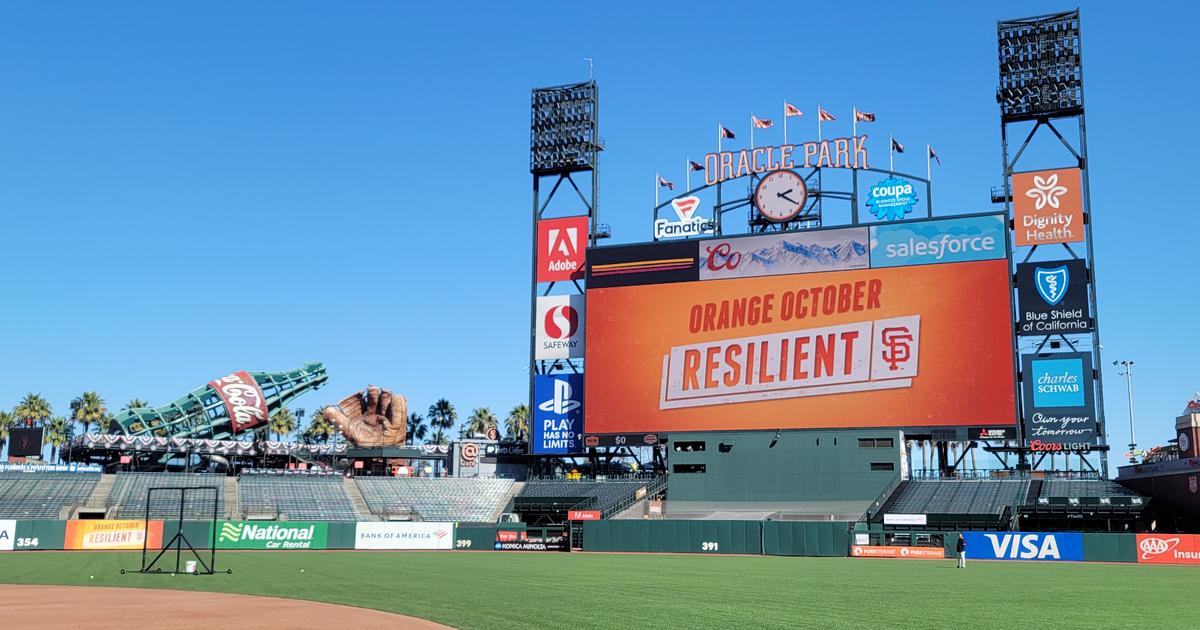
[0, 1, 1196, 465]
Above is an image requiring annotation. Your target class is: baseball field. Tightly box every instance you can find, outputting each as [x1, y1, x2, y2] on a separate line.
[0, 551, 1185, 628]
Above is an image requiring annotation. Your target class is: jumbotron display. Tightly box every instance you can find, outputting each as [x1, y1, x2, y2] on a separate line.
[585, 214, 1018, 434]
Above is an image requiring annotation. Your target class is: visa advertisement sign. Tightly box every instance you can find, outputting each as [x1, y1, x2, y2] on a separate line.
[533, 374, 583, 454]
[963, 532, 1083, 562]
[870, 215, 1006, 268]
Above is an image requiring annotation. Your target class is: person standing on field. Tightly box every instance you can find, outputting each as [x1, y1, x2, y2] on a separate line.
[956, 533, 966, 569]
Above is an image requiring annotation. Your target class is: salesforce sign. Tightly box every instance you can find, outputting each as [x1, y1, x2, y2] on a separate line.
[963, 532, 1083, 562]
[866, 176, 919, 221]
[869, 214, 1006, 268]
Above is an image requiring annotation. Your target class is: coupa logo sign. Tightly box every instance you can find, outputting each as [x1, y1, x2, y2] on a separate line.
[654, 196, 715, 239]
[866, 176, 919, 221]
[963, 532, 1082, 561]
[535, 295, 585, 360]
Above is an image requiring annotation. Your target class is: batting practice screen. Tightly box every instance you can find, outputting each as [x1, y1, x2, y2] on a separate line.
[584, 215, 1017, 434]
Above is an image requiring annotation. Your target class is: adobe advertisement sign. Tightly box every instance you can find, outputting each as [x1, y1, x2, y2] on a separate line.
[698, 227, 868, 281]
[1136, 534, 1200, 565]
[535, 295, 585, 359]
[1021, 352, 1097, 449]
[585, 259, 1016, 433]
[210, 371, 270, 433]
[963, 532, 1083, 562]
[532, 374, 583, 455]
[869, 215, 1007, 268]
[1016, 259, 1091, 335]
[536, 216, 588, 282]
[1012, 168, 1085, 246]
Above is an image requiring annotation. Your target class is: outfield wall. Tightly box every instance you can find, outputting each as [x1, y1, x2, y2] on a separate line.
[1, 519, 1191, 564]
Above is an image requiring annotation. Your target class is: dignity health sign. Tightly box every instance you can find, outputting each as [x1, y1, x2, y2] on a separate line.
[585, 259, 1017, 434]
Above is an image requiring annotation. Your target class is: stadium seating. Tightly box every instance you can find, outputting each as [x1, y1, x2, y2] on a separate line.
[238, 474, 360, 521]
[355, 477, 514, 523]
[1039, 478, 1141, 499]
[887, 479, 1029, 515]
[106, 472, 227, 519]
[519, 479, 650, 514]
[0, 472, 100, 518]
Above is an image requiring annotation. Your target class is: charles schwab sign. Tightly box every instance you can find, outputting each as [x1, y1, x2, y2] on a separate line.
[1021, 352, 1097, 449]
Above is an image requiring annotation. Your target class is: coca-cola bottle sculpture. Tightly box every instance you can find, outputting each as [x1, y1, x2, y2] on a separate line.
[107, 362, 328, 440]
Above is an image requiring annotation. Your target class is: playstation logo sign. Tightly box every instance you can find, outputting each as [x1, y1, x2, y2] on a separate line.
[538, 377, 581, 414]
[533, 374, 584, 455]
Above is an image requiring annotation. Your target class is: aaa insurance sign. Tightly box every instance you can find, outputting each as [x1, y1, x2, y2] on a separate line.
[1016, 259, 1091, 335]
[535, 295, 584, 359]
[536, 216, 588, 282]
[533, 374, 583, 455]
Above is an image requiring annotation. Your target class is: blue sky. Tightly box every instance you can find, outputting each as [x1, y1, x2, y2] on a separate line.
[0, 1, 1196, 468]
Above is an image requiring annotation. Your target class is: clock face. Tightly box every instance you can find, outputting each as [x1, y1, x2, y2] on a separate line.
[754, 170, 807, 222]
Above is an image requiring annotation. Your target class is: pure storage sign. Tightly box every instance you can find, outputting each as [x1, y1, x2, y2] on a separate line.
[586, 257, 1017, 433]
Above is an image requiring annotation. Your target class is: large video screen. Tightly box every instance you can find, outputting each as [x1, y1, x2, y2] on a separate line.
[584, 215, 1017, 434]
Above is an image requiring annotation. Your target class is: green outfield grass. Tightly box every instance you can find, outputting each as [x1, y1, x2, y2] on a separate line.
[0, 551, 1185, 629]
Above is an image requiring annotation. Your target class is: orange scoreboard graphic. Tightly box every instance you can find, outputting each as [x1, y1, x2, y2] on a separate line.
[585, 257, 1017, 434]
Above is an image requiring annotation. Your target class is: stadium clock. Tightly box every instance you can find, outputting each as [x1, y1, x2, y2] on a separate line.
[753, 170, 807, 222]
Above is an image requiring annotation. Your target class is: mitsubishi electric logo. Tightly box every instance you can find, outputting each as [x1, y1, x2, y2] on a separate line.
[654, 196, 715, 239]
[538, 377, 581, 414]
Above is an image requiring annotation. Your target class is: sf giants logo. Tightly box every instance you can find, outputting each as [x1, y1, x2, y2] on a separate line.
[537, 216, 588, 282]
[704, 243, 742, 271]
[880, 326, 913, 371]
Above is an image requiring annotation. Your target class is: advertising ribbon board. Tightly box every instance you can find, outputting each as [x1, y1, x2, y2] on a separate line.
[354, 522, 454, 550]
[963, 532, 1083, 562]
[494, 530, 569, 551]
[851, 545, 944, 559]
[65, 520, 163, 550]
[217, 521, 328, 550]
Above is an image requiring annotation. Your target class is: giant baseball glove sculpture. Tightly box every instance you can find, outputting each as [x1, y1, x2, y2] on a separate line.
[323, 385, 407, 447]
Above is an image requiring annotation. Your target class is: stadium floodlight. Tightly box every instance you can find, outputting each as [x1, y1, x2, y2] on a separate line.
[996, 10, 1083, 121]
[530, 81, 602, 175]
[1113, 360, 1137, 463]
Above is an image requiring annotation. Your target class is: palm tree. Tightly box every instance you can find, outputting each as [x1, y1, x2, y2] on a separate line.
[123, 398, 150, 411]
[269, 408, 297, 442]
[427, 399, 457, 445]
[15, 393, 52, 426]
[465, 407, 498, 438]
[45, 416, 71, 462]
[70, 391, 108, 436]
[0, 410, 15, 457]
[303, 407, 337, 444]
[406, 412, 428, 445]
[505, 404, 530, 442]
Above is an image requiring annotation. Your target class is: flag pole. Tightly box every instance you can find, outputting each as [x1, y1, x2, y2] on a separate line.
[817, 104, 822, 141]
[717, 122, 722, 153]
[889, 133, 894, 173]
[750, 115, 755, 151]
[926, 144, 931, 183]
[686, 157, 690, 193]
[655, 171, 660, 208]
[852, 108, 857, 138]
[782, 101, 788, 145]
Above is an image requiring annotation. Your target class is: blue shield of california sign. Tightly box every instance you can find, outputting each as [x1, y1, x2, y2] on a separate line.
[866, 176, 919, 221]
[1034, 265, 1069, 306]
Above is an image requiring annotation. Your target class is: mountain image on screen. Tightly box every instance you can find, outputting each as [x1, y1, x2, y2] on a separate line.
[700, 239, 867, 277]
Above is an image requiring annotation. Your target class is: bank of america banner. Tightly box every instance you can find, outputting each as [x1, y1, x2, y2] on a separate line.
[354, 522, 454, 550]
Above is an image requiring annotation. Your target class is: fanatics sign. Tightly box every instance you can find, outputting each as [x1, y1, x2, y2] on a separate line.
[536, 216, 588, 282]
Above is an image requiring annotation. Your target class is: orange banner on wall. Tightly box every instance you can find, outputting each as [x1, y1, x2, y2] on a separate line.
[851, 545, 945, 559]
[585, 259, 1016, 433]
[65, 520, 163, 550]
[1137, 534, 1200, 565]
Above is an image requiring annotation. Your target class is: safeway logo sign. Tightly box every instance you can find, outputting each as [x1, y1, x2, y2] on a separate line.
[536, 216, 588, 281]
[535, 295, 585, 359]
[654, 196, 715, 240]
